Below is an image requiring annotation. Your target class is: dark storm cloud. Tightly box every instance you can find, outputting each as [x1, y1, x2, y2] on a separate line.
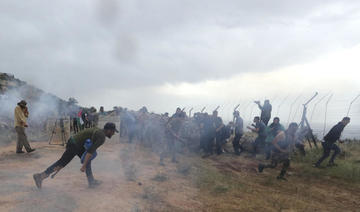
[1, 0, 360, 100]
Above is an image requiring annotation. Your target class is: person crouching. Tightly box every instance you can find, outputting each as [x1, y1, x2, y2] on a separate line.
[33, 122, 118, 189]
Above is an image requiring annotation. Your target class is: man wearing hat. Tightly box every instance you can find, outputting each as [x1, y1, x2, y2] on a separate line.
[14, 100, 35, 153]
[33, 122, 118, 189]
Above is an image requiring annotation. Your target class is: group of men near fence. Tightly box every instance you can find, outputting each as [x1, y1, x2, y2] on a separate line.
[11, 100, 351, 188]
[117, 100, 350, 180]
[70, 107, 99, 133]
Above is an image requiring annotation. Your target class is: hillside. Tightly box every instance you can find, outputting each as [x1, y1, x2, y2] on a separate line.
[0, 73, 71, 144]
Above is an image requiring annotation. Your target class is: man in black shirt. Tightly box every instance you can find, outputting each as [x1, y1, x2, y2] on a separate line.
[200, 113, 216, 157]
[33, 122, 118, 189]
[171, 107, 182, 118]
[314, 117, 350, 167]
[248, 116, 266, 157]
[255, 100, 272, 126]
[212, 111, 225, 155]
[198, 113, 211, 155]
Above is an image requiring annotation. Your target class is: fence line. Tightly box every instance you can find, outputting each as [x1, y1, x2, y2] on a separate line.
[287, 94, 302, 126]
[183, 92, 360, 139]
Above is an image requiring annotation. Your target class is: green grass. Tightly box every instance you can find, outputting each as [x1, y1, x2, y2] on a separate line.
[292, 142, 360, 183]
[183, 144, 360, 211]
[192, 161, 245, 196]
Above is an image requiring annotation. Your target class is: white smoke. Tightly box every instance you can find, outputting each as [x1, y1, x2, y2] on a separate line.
[0, 82, 68, 143]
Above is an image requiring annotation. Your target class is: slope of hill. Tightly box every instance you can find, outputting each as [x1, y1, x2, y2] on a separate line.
[0, 73, 70, 145]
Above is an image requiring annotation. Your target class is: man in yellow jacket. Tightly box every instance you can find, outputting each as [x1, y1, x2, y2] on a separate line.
[14, 100, 35, 153]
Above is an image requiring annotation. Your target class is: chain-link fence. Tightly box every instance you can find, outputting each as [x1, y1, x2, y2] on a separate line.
[183, 92, 360, 140]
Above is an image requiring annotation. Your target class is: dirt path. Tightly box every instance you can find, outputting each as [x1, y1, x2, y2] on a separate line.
[0, 139, 202, 212]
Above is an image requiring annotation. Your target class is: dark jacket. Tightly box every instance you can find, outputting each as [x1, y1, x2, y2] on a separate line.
[324, 122, 345, 144]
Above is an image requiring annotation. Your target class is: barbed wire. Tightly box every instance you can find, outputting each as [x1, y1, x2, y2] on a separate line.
[183, 92, 360, 139]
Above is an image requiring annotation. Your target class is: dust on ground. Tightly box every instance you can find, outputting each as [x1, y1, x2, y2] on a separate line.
[1, 135, 360, 211]
[0, 135, 202, 212]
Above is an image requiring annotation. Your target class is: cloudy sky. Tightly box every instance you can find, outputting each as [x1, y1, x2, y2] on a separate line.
[1, 0, 360, 127]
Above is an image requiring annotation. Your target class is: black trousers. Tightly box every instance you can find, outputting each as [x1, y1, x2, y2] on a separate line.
[253, 136, 266, 155]
[206, 135, 215, 154]
[160, 136, 176, 162]
[261, 152, 290, 177]
[315, 142, 340, 166]
[215, 134, 225, 155]
[261, 116, 271, 126]
[73, 118, 79, 133]
[232, 133, 243, 154]
[264, 143, 273, 159]
[295, 143, 306, 156]
[199, 134, 207, 151]
[201, 132, 215, 154]
[44, 141, 95, 184]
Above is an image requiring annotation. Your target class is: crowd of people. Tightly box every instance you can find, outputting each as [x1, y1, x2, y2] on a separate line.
[69, 107, 99, 133]
[10, 99, 350, 188]
[117, 100, 350, 180]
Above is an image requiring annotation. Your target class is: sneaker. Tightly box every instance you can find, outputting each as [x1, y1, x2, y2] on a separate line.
[33, 173, 43, 189]
[89, 179, 102, 188]
[276, 175, 287, 181]
[16, 151, 25, 154]
[258, 164, 264, 173]
[27, 149, 36, 153]
[312, 163, 320, 168]
[202, 153, 212, 158]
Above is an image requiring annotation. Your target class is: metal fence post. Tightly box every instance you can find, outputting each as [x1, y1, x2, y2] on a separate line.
[323, 94, 333, 137]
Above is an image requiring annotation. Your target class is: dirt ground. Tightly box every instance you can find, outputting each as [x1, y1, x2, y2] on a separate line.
[1, 132, 360, 212]
[0, 134, 202, 212]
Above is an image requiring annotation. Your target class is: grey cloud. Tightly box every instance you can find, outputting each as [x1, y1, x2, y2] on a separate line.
[1, 0, 360, 101]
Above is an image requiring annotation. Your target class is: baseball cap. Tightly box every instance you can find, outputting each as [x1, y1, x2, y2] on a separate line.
[104, 122, 119, 132]
[18, 100, 27, 106]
